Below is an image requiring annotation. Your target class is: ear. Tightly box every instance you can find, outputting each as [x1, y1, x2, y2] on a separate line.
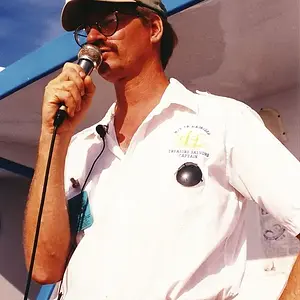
[149, 14, 164, 44]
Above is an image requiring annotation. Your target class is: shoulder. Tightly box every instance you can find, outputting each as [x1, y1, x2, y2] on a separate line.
[195, 90, 257, 116]
[170, 79, 259, 120]
[191, 89, 263, 126]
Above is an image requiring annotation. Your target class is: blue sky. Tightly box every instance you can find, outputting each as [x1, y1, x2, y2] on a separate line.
[0, 0, 65, 67]
[0, 0, 195, 68]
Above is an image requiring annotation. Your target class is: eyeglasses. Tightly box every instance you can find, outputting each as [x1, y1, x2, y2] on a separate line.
[74, 10, 141, 47]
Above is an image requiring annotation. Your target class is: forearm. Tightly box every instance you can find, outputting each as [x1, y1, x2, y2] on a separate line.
[23, 131, 72, 284]
[280, 253, 300, 300]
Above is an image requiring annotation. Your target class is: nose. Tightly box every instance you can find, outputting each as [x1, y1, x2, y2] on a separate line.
[87, 27, 107, 44]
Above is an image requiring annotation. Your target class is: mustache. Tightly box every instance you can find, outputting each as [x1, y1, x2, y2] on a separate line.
[92, 40, 118, 53]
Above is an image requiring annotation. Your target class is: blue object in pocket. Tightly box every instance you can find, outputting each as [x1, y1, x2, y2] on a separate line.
[67, 191, 94, 234]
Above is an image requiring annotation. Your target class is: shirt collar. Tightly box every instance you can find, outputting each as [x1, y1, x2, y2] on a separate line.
[160, 78, 199, 114]
[75, 102, 115, 141]
[79, 78, 199, 140]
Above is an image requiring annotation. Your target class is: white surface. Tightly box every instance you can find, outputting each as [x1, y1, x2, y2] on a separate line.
[0, 274, 25, 300]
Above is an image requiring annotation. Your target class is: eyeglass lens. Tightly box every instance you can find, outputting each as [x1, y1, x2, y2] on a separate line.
[75, 12, 118, 47]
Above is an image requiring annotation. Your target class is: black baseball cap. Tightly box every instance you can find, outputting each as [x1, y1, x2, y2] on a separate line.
[61, 0, 168, 31]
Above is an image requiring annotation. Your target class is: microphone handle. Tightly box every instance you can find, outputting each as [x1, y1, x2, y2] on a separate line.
[53, 57, 95, 127]
[54, 105, 68, 128]
[78, 58, 95, 76]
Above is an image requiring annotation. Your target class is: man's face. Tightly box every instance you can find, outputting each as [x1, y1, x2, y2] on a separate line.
[84, 4, 154, 82]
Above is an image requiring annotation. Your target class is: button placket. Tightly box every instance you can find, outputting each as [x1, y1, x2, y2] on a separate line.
[105, 124, 124, 160]
[125, 122, 148, 157]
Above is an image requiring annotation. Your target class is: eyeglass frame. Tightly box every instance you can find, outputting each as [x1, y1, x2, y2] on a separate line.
[74, 10, 144, 48]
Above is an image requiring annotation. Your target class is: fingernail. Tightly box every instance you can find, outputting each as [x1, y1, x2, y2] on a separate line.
[79, 71, 85, 78]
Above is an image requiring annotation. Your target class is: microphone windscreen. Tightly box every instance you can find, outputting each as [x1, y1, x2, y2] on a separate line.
[77, 44, 102, 75]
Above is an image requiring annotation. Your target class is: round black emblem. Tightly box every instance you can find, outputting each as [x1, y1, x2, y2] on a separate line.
[176, 162, 203, 187]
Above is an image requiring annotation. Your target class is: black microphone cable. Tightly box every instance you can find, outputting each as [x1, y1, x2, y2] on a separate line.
[23, 107, 68, 300]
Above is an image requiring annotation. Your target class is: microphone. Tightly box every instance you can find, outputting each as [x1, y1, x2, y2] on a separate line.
[77, 44, 103, 76]
[96, 124, 108, 139]
[54, 44, 103, 127]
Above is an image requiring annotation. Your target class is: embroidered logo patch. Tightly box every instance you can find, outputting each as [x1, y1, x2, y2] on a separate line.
[169, 125, 210, 159]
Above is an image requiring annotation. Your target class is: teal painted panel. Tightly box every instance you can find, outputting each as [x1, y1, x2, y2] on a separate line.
[36, 284, 56, 300]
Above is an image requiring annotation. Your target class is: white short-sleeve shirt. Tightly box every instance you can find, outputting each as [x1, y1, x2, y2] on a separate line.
[59, 78, 300, 300]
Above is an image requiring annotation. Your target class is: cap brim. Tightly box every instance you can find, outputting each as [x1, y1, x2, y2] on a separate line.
[61, 0, 136, 31]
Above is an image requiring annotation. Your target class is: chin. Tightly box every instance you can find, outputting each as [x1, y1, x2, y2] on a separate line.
[98, 62, 116, 83]
[97, 61, 126, 83]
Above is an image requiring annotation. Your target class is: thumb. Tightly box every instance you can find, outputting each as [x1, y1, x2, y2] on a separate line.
[82, 75, 96, 110]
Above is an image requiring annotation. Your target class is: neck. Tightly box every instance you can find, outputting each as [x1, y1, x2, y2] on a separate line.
[115, 59, 169, 112]
[113, 60, 169, 149]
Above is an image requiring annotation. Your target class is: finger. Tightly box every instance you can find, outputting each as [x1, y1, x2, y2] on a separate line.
[50, 89, 77, 118]
[62, 62, 85, 78]
[54, 63, 86, 97]
[83, 75, 96, 103]
[62, 67, 86, 97]
[51, 63, 82, 84]
[60, 81, 82, 112]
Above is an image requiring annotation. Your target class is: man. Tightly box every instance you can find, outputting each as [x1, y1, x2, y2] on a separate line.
[23, 0, 300, 299]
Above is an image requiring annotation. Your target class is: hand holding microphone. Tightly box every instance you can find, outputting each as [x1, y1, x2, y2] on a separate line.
[42, 44, 102, 135]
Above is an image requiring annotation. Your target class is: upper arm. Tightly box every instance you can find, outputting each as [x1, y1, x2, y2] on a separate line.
[227, 105, 300, 237]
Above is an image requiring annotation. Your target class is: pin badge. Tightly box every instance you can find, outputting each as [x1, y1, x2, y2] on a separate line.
[70, 178, 80, 189]
[176, 162, 203, 187]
